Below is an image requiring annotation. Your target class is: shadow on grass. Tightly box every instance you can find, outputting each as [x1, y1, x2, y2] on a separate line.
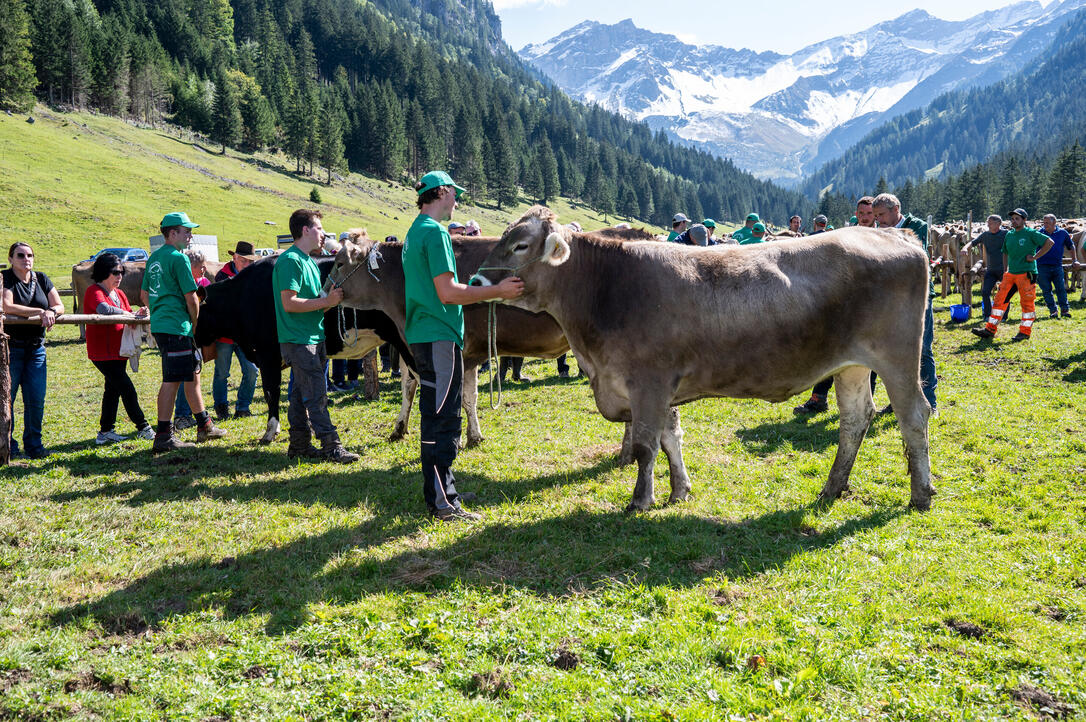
[49, 502, 903, 635]
[1041, 347, 1086, 383]
[735, 410, 897, 454]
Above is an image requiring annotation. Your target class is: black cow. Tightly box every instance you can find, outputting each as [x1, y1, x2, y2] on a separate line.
[194, 255, 413, 443]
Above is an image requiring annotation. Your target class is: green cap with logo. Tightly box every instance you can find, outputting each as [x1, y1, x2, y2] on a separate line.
[752, 222, 766, 234]
[701, 219, 716, 228]
[417, 170, 465, 199]
[745, 213, 760, 223]
[160, 211, 199, 229]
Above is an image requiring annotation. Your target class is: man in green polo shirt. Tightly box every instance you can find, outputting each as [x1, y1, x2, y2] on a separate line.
[972, 208, 1053, 342]
[405, 170, 523, 522]
[142, 212, 227, 453]
[731, 213, 760, 243]
[739, 222, 767, 245]
[273, 208, 358, 463]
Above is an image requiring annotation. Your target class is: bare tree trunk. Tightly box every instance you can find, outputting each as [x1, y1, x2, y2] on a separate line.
[0, 318, 11, 465]
[362, 350, 379, 401]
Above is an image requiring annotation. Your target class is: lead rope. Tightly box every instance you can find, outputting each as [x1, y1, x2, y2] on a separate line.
[486, 301, 502, 409]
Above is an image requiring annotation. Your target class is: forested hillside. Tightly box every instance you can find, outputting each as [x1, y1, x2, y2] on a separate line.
[0, 0, 811, 226]
[802, 7, 1086, 203]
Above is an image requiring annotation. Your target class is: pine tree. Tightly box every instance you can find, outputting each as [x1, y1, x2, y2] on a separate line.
[0, 0, 37, 111]
[237, 74, 275, 150]
[537, 134, 559, 204]
[211, 66, 241, 153]
[317, 94, 346, 184]
[491, 123, 518, 210]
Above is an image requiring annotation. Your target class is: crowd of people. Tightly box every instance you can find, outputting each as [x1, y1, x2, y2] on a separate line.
[4, 180, 1081, 521]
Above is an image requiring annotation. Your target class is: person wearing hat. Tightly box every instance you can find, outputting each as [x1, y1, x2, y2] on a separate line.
[141, 212, 227, 453]
[209, 241, 260, 419]
[404, 171, 524, 522]
[739, 222, 767, 245]
[448, 221, 466, 235]
[701, 219, 717, 241]
[675, 223, 709, 246]
[810, 215, 829, 235]
[667, 213, 690, 242]
[273, 208, 358, 463]
[732, 213, 760, 243]
[971, 208, 1052, 343]
[464, 219, 481, 237]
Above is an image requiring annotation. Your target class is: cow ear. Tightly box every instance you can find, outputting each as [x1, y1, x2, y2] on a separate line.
[542, 232, 570, 266]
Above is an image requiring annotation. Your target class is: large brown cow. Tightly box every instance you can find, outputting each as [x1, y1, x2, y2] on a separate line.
[330, 233, 569, 446]
[470, 206, 935, 512]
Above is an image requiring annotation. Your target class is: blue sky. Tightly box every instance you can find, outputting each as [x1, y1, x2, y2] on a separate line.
[493, 0, 1056, 53]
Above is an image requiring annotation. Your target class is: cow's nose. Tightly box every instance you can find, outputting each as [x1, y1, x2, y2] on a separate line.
[468, 273, 490, 287]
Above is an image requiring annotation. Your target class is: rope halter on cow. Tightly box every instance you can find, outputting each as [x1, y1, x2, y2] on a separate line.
[328, 243, 383, 290]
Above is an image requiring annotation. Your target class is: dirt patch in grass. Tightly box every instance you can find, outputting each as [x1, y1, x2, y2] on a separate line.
[242, 665, 268, 679]
[944, 618, 985, 639]
[550, 646, 580, 671]
[1010, 683, 1074, 718]
[467, 668, 515, 699]
[689, 552, 727, 575]
[391, 554, 449, 586]
[470, 557, 538, 583]
[63, 670, 131, 695]
[103, 611, 149, 638]
[1038, 605, 1068, 622]
[577, 443, 621, 462]
[710, 588, 747, 606]
[1, 668, 32, 691]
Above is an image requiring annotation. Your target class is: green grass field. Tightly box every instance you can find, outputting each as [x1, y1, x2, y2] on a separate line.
[0, 107, 640, 282]
[0, 305, 1084, 719]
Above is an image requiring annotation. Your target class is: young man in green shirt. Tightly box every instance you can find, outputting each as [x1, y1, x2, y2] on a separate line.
[273, 208, 358, 463]
[404, 171, 523, 522]
[972, 208, 1053, 342]
[142, 212, 227, 453]
[731, 213, 759, 242]
[666, 213, 689, 242]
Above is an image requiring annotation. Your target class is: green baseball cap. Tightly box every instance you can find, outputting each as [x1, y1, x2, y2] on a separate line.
[850, 215, 858, 225]
[160, 211, 199, 228]
[701, 219, 716, 228]
[752, 222, 766, 234]
[417, 170, 465, 199]
[746, 213, 760, 223]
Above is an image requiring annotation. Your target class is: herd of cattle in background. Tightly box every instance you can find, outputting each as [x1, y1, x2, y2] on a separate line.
[53, 210, 1086, 511]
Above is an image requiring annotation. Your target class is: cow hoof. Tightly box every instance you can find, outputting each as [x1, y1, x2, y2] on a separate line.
[260, 418, 280, 445]
[624, 500, 654, 514]
[464, 435, 484, 449]
[616, 452, 634, 467]
[259, 433, 277, 445]
[389, 428, 406, 442]
[666, 491, 691, 505]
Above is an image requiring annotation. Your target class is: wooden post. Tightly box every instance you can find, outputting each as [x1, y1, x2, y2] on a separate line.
[361, 350, 379, 401]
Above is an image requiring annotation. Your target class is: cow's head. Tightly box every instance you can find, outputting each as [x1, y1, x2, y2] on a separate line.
[326, 228, 395, 311]
[470, 206, 570, 309]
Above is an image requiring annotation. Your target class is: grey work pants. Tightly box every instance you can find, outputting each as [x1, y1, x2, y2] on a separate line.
[280, 342, 337, 445]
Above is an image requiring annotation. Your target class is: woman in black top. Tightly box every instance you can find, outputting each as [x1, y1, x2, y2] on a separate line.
[2, 242, 64, 458]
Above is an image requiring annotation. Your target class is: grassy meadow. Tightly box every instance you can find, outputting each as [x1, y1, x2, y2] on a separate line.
[0, 303, 1083, 720]
[1, 105, 1085, 720]
[0, 107, 640, 279]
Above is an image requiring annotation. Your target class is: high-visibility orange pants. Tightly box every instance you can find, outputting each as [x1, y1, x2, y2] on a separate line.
[985, 272, 1037, 337]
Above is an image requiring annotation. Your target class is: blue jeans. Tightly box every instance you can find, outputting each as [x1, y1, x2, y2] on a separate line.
[1036, 264, 1069, 314]
[213, 342, 257, 412]
[9, 343, 47, 455]
[921, 298, 937, 410]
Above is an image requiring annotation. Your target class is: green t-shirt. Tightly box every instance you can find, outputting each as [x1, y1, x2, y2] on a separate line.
[142, 244, 198, 336]
[666, 231, 679, 242]
[272, 244, 325, 344]
[732, 226, 754, 243]
[1002, 227, 1049, 274]
[403, 213, 464, 346]
[738, 236, 765, 245]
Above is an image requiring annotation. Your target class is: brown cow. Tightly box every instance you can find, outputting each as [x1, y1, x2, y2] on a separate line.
[471, 206, 935, 512]
[330, 234, 569, 446]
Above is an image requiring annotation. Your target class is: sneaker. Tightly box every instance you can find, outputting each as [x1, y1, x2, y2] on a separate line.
[287, 444, 321, 460]
[1010, 333, 1030, 343]
[431, 506, 481, 523]
[153, 434, 194, 454]
[1049, 311, 1060, 320]
[174, 415, 196, 430]
[135, 426, 155, 440]
[96, 430, 129, 445]
[327, 381, 347, 393]
[1062, 310, 1073, 319]
[793, 395, 828, 415]
[214, 404, 230, 421]
[233, 409, 252, 418]
[322, 444, 360, 464]
[196, 421, 228, 443]
[971, 327, 995, 339]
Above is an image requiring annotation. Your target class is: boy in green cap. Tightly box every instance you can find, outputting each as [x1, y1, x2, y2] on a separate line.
[732, 213, 759, 243]
[142, 212, 227, 453]
[404, 171, 523, 522]
[739, 222, 767, 245]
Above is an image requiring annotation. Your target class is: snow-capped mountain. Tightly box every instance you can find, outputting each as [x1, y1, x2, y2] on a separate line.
[520, 1, 1086, 184]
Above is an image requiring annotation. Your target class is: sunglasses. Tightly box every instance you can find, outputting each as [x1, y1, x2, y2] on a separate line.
[111, 269, 125, 276]
[15, 252, 33, 259]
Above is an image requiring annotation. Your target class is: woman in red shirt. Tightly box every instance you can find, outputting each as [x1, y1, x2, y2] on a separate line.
[84, 253, 154, 444]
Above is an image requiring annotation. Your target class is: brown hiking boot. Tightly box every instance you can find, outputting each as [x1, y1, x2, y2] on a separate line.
[152, 434, 194, 454]
[322, 444, 360, 464]
[287, 443, 321, 460]
[196, 421, 228, 443]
